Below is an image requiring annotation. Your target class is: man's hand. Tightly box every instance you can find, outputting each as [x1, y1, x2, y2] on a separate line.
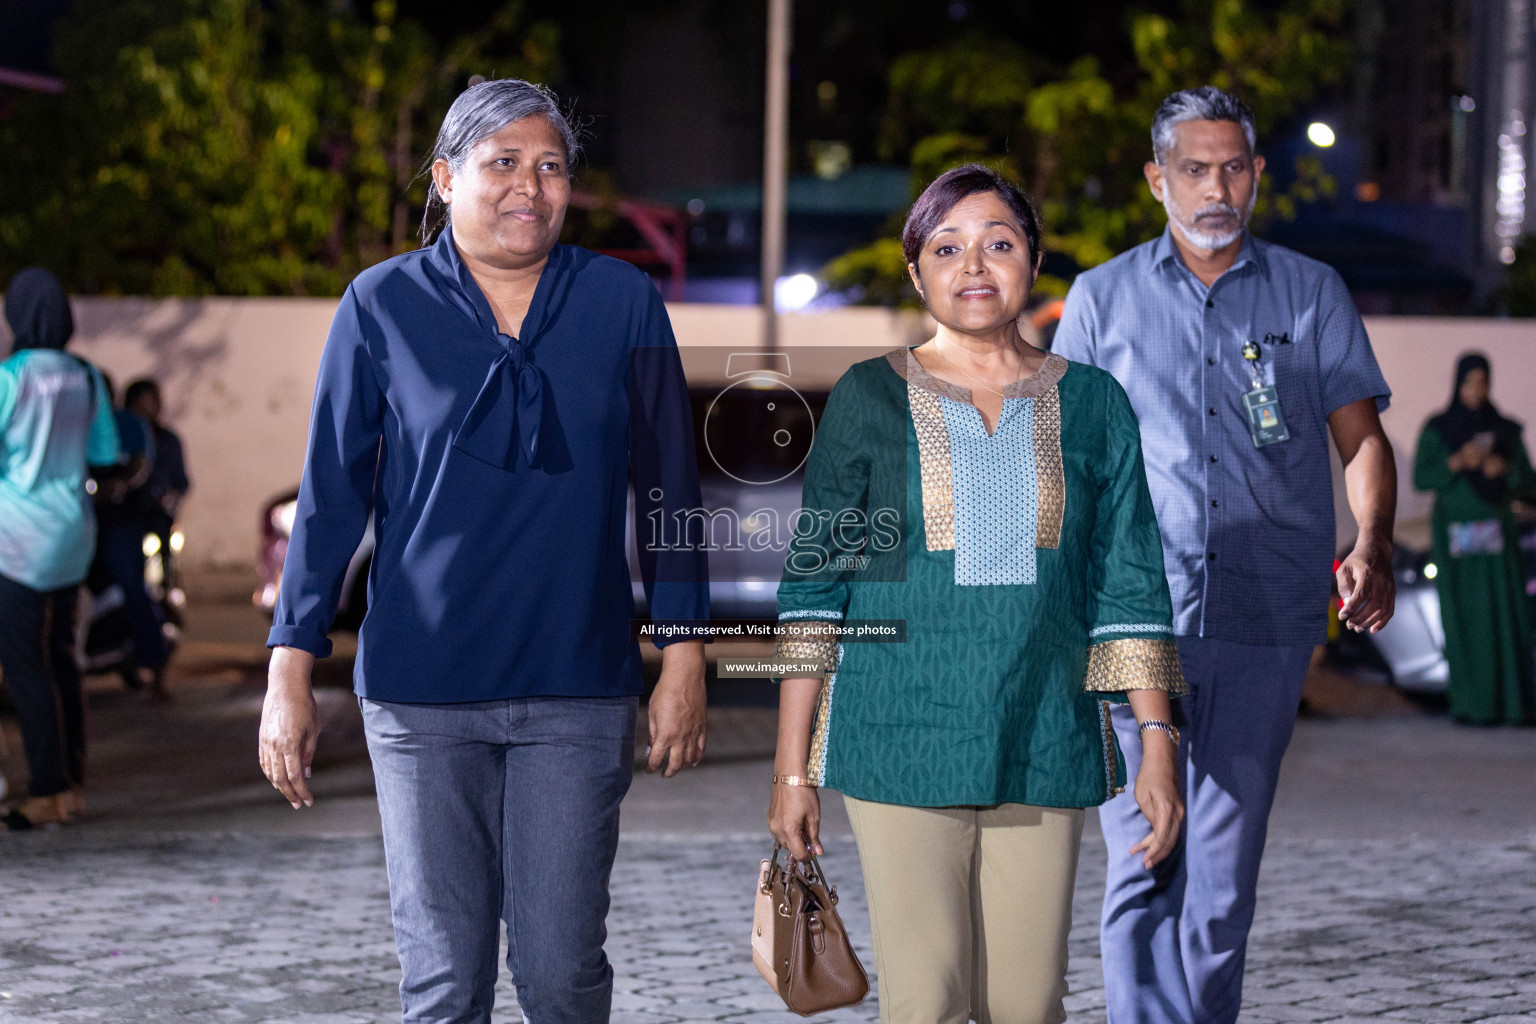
[1483, 454, 1510, 479]
[1328, 399, 1397, 635]
[1337, 537, 1395, 634]
[646, 641, 706, 777]
[259, 646, 319, 808]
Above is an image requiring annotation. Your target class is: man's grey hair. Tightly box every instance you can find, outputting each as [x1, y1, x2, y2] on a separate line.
[420, 78, 581, 244]
[1151, 86, 1257, 164]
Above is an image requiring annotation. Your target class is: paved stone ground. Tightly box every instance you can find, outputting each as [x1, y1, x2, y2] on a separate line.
[1, 605, 1534, 1022]
[1, 829, 1533, 1023]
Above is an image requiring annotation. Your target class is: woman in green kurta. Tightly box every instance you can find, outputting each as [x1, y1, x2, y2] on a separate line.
[765, 165, 1186, 1024]
[1413, 353, 1535, 726]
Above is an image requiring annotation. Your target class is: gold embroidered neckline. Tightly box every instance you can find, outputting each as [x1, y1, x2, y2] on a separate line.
[884, 346, 1068, 404]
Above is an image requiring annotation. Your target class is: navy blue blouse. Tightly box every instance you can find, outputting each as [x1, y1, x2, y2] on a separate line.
[268, 227, 709, 702]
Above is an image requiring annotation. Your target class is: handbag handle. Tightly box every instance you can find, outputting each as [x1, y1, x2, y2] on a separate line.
[768, 843, 838, 905]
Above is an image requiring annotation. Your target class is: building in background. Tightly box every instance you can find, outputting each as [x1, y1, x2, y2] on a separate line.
[1275, 0, 1536, 313]
[1469, 0, 1535, 289]
[1256, 0, 1474, 313]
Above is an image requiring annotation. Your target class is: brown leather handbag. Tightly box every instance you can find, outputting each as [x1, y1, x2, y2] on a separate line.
[752, 844, 870, 1016]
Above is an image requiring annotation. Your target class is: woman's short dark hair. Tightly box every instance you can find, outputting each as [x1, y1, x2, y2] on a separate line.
[901, 164, 1044, 270]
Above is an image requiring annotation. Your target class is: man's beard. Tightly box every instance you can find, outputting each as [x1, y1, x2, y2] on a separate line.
[1163, 188, 1255, 251]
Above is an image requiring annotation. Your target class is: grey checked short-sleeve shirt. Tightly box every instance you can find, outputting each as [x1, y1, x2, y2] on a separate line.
[1053, 228, 1390, 645]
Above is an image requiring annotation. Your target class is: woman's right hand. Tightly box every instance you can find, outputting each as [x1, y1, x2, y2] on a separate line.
[768, 783, 823, 863]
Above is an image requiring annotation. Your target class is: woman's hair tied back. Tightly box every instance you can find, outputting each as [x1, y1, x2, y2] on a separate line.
[419, 78, 582, 245]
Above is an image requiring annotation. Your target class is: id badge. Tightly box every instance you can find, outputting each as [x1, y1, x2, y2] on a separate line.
[1241, 386, 1290, 447]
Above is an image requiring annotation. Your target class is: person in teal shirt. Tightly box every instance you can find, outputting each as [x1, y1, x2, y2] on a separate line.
[767, 166, 1186, 1024]
[0, 267, 120, 829]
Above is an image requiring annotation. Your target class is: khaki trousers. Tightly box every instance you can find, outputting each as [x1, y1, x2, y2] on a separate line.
[844, 795, 1085, 1024]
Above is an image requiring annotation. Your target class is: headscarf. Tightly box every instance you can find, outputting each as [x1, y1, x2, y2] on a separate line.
[1427, 352, 1518, 505]
[4, 267, 75, 352]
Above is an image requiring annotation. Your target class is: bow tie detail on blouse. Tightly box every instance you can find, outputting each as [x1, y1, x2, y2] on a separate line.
[455, 335, 546, 469]
[436, 229, 571, 472]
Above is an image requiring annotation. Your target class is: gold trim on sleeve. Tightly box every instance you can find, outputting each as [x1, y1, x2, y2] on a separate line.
[772, 619, 839, 675]
[1034, 385, 1065, 549]
[1084, 638, 1188, 694]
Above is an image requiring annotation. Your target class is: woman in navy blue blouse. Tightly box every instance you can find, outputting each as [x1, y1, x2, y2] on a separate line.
[258, 80, 709, 1023]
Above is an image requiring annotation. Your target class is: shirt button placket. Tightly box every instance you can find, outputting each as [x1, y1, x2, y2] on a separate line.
[1200, 287, 1220, 635]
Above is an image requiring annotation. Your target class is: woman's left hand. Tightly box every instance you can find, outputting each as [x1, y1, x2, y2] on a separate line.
[1129, 741, 1184, 870]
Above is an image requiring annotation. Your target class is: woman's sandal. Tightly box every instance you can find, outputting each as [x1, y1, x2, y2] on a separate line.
[3, 794, 72, 830]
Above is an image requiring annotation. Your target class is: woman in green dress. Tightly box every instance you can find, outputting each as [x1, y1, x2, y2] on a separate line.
[1413, 353, 1535, 725]
[765, 164, 1186, 1024]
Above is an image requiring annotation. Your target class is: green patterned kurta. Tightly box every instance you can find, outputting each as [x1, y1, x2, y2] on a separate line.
[775, 348, 1185, 809]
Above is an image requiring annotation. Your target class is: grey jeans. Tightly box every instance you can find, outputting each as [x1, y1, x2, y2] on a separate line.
[361, 695, 637, 1024]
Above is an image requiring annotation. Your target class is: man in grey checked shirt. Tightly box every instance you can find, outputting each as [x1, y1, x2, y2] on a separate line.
[1053, 87, 1398, 1024]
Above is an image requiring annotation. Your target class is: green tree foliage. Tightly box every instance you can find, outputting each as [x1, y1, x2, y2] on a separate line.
[825, 0, 1349, 305]
[0, 0, 559, 295]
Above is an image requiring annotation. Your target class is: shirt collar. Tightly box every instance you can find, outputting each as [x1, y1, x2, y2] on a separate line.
[1150, 226, 1267, 283]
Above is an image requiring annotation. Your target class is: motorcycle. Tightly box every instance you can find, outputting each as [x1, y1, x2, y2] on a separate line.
[78, 526, 186, 688]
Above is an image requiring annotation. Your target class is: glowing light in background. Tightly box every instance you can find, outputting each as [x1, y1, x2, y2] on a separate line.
[271, 500, 298, 537]
[1306, 122, 1336, 148]
[1496, 116, 1528, 265]
[1424, 562, 1439, 580]
[774, 273, 819, 311]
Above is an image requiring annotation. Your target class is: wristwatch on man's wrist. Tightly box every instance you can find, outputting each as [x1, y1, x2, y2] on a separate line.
[1138, 720, 1180, 747]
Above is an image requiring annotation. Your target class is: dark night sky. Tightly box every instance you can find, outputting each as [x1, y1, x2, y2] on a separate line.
[0, 1, 1187, 163]
[2, 0, 1314, 194]
[0, 0, 70, 73]
[429, 0, 1199, 191]
[420, 0, 1185, 161]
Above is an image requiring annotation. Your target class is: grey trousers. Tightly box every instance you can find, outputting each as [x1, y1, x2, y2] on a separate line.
[1098, 638, 1313, 1024]
[362, 695, 637, 1024]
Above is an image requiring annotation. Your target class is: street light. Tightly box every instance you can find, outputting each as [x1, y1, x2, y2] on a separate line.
[760, 0, 792, 351]
[1307, 122, 1336, 148]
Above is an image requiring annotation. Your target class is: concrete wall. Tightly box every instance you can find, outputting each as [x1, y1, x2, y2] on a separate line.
[2, 301, 1532, 569]
[1, 298, 342, 572]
